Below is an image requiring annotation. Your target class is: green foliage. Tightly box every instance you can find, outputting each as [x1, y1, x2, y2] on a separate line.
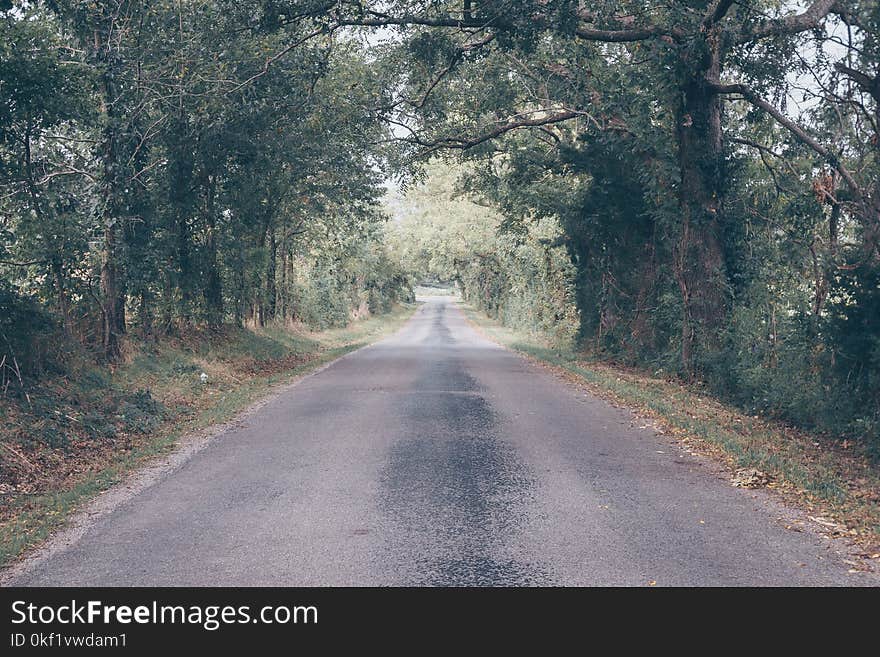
[0, 2, 411, 375]
[388, 162, 579, 347]
[2, 0, 880, 458]
[0, 280, 63, 379]
[368, 0, 880, 455]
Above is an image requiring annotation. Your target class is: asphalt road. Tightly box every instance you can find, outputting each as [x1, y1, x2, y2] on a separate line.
[7, 297, 878, 586]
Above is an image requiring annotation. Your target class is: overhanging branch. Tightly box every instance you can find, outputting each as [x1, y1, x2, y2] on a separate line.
[575, 24, 678, 43]
[737, 0, 840, 43]
[710, 81, 862, 201]
[835, 63, 880, 102]
[703, 0, 737, 29]
[401, 108, 579, 156]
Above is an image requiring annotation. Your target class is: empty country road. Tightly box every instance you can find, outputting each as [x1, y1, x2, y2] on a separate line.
[5, 297, 877, 586]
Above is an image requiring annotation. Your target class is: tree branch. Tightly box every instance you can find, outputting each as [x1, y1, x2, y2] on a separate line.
[374, 33, 495, 114]
[0, 258, 48, 267]
[835, 63, 880, 102]
[703, 0, 737, 29]
[729, 136, 799, 176]
[710, 81, 862, 199]
[575, 24, 676, 43]
[336, 13, 497, 31]
[226, 25, 332, 94]
[737, 0, 839, 43]
[336, 9, 677, 44]
[418, 109, 579, 152]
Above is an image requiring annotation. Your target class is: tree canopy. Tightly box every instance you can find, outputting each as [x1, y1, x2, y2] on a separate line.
[2, 0, 879, 452]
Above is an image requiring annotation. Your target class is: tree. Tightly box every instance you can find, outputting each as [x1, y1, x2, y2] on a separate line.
[0, 2, 92, 331]
[1, 0, 409, 359]
[276, 0, 866, 373]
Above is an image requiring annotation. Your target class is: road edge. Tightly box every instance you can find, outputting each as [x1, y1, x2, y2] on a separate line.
[455, 300, 880, 579]
[0, 307, 421, 586]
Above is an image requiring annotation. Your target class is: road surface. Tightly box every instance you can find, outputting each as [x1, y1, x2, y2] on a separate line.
[6, 297, 877, 586]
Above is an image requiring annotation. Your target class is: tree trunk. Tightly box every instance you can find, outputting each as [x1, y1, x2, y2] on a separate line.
[279, 245, 288, 320]
[162, 267, 174, 334]
[94, 21, 124, 361]
[98, 136, 123, 359]
[233, 235, 245, 327]
[51, 257, 70, 332]
[176, 209, 192, 321]
[673, 40, 729, 376]
[266, 229, 277, 322]
[100, 215, 120, 360]
[203, 174, 223, 327]
[115, 278, 127, 335]
[168, 119, 194, 324]
[139, 290, 153, 339]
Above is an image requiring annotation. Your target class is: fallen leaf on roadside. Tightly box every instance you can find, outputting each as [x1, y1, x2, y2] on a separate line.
[808, 515, 849, 536]
[732, 467, 771, 488]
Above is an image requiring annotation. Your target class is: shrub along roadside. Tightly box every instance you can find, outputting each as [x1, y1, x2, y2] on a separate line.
[0, 304, 415, 568]
[461, 303, 880, 551]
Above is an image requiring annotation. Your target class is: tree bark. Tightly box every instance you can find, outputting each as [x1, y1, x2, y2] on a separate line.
[99, 63, 123, 361]
[673, 36, 729, 376]
[139, 289, 153, 339]
[202, 173, 223, 327]
[266, 228, 277, 321]
[168, 119, 194, 324]
[100, 212, 120, 359]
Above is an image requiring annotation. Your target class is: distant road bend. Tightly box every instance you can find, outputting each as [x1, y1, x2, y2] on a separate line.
[7, 297, 878, 586]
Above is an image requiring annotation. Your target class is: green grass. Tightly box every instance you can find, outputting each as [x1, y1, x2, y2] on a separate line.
[0, 304, 415, 568]
[462, 303, 880, 543]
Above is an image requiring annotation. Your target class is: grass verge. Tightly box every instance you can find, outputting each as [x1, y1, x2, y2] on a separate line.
[0, 305, 415, 568]
[461, 302, 880, 554]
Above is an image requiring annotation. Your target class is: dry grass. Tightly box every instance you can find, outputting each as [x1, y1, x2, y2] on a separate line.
[0, 305, 415, 566]
[462, 303, 880, 554]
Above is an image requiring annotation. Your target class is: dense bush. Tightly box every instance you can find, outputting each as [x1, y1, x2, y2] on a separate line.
[457, 228, 580, 348]
[0, 280, 65, 380]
